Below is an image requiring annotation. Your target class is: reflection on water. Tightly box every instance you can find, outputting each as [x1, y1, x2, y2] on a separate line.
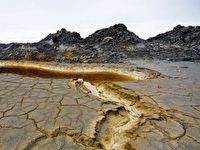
[0, 68, 133, 83]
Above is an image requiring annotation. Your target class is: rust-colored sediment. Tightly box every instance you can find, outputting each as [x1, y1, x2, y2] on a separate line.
[0, 60, 159, 82]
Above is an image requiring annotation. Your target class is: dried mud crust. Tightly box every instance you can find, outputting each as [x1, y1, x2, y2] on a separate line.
[74, 80, 200, 150]
[0, 61, 199, 150]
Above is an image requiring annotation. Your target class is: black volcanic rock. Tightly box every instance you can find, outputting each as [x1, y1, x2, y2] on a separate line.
[148, 25, 200, 47]
[0, 24, 200, 63]
[147, 25, 200, 61]
[83, 23, 144, 46]
[40, 28, 82, 45]
[77, 23, 147, 63]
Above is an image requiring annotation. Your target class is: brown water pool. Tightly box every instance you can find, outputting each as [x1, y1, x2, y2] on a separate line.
[0, 67, 134, 83]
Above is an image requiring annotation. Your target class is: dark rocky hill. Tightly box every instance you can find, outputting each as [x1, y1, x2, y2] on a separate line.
[0, 24, 200, 63]
[83, 24, 144, 45]
[148, 25, 200, 47]
[147, 25, 200, 61]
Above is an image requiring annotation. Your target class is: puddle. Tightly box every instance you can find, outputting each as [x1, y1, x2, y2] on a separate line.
[0, 67, 134, 83]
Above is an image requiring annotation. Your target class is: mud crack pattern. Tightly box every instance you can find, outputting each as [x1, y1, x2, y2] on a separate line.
[0, 61, 200, 150]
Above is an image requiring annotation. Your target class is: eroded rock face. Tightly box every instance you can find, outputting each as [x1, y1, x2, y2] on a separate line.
[0, 61, 199, 150]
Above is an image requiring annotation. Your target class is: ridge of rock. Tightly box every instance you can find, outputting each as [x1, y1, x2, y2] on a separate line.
[83, 23, 144, 45]
[0, 24, 200, 63]
[146, 25, 200, 61]
[147, 25, 200, 47]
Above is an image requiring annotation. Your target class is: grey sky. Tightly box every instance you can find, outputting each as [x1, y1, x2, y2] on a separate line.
[0, 0, 200, 43]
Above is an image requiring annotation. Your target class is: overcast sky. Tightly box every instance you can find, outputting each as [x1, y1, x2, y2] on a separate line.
[0, 0, 200, 43]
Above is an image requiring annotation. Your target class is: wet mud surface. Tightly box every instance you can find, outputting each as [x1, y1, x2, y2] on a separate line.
[0, 61, 199, 150]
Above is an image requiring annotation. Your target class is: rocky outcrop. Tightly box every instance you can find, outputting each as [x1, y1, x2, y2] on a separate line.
[39, 28, 82, 46]
[147, 25, 200, 61]
[0, 24, 200, 63]
[83, 24, 144, 45]
[148, 25, 200, 47]
[79, 24, 147, 63]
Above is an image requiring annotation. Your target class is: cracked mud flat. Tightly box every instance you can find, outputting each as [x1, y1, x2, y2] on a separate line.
[0, 61, 200, 150]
